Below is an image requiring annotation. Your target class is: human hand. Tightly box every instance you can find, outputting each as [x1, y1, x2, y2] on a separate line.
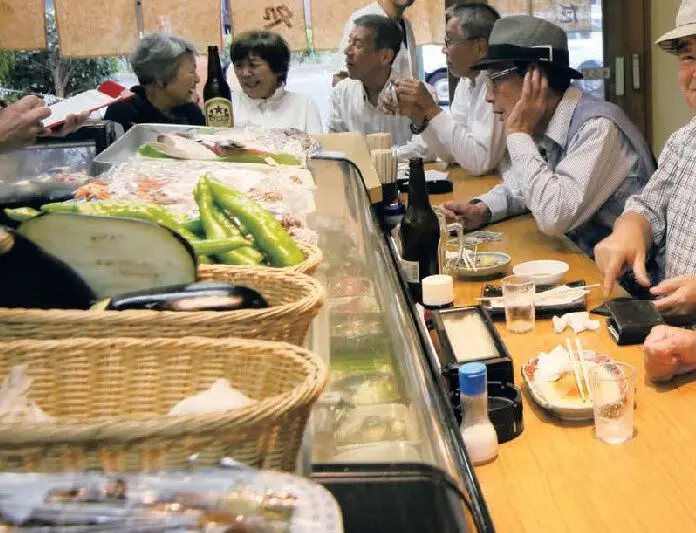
[0, 96, 51, 152]
[394, 80, 440, 123]
[643, 325, 696, 382]
[43, 111, 91, 138]
[505, 67, 548, 135]
[651, 275, 696, 317]
[594, 228, 650, 298]
[441, 200, 491, 230]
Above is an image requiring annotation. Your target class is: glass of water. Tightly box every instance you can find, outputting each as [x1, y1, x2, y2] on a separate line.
[589, 361, 635, 444]
[501, 275, 535, 333]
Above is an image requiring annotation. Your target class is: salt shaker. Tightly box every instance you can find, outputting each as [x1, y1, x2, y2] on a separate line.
[459, 362, 498, 465]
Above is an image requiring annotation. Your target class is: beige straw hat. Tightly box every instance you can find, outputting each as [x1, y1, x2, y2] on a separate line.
[656, 0, 696, 54]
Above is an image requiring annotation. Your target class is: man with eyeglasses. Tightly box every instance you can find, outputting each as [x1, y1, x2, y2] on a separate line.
[333, 0, 418, 87]
[440, 15, 656, 265]
[329, 14, 435, 159]
[394, 3, 504, 176]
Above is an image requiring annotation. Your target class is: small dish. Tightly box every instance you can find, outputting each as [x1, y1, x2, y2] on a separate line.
[446, 251, 511, 279]
[521, 351, 611, 421]
[513, 260, 569, 286]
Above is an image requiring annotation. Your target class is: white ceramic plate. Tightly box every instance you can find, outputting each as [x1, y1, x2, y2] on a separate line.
[521, 352, 611, 421]
[513, 260, 570, 286]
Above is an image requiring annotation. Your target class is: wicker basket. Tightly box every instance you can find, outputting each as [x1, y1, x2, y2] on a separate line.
[201, 241, 323, 276]
[0, 336, 328, 473]
[0, 268, 323, 345]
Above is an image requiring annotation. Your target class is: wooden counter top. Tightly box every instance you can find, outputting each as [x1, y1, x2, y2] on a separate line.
[437, 168, 696, 533]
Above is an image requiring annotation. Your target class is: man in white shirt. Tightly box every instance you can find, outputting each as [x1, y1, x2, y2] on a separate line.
[395, 3, 504, 175]
[334, 0, 418, 85]
[329, 14, 434, 160]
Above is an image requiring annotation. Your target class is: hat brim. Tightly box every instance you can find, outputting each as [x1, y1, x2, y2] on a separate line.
[471, 58, 583, 80]
[656, 23, 696, 54]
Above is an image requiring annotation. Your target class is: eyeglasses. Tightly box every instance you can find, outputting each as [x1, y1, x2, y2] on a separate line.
[482, 67, 519, 92]
[444, 35, 483, 48]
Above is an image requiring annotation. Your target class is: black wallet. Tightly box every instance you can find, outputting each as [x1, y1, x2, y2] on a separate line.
[605, 299, 665, 346]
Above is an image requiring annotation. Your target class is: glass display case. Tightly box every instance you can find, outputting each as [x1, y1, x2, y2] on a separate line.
[306, 156, 494, 533]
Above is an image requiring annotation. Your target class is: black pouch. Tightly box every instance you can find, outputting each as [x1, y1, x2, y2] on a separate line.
[605, 299, 665, 345]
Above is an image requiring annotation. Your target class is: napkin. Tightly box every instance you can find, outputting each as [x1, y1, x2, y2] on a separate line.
[0, 365, 53, 423]
[553, 311, 601, 334]
[168, 378, 254, 415]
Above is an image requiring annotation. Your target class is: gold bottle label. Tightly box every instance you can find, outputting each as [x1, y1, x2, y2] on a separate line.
[204, 97, 234, 128]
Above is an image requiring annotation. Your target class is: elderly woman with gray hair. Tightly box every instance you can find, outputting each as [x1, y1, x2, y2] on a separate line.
[105, 33, 205, 131]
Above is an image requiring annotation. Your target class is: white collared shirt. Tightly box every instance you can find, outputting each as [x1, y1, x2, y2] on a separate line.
[479, 87, 642, 235]
[420, 72, 506, 176]
[232, 88, 323, 134]
[328, 76, 432, 160]
[334, 2, 418, 80]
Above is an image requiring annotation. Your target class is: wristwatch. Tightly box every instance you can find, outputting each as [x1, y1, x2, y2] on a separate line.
[469, 199, 492, 224]
[410, 118, 430, 135]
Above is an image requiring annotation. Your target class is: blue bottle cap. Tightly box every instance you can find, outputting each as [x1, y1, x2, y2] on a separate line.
[459, 362, 487, 396]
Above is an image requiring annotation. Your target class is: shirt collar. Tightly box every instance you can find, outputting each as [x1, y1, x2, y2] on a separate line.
[543, 87, 582, 147]
[361, 69, 396, 107]
[240, 86, 286, 108]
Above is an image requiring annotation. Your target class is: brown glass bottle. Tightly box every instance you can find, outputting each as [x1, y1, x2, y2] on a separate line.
[399, 157, 440, 304]
[203, 45, 233, 128]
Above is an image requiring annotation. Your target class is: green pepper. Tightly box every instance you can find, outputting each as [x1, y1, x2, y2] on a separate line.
[180, 216, 204, 236]
[4, 207, 40, 222]
[191, 237, 249, 256]
[211, 207, 265, 264]
[40, 202, 79, 213]
[193, 178, 262, 265]
[206, 176, 304, 267]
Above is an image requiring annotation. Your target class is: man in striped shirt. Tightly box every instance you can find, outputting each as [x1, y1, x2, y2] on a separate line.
[440, 15, 655, 261]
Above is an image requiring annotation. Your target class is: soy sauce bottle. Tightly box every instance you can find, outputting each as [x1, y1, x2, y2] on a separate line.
[203, 45, 233, 128]
[399, 157, 440, 303]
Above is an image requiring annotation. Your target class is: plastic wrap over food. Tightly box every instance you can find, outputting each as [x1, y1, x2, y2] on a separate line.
[202, 126, 322, 160]
[0, 470, 343, 532]
[90, 159, 318, 244]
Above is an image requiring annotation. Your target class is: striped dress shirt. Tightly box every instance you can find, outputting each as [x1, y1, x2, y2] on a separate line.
[478, 88, 643, 244]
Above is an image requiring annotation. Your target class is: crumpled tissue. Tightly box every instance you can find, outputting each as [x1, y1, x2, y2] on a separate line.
[552, 311, 600, 334]
[168, 378, 254, 416]
[0, 365, 53, 423]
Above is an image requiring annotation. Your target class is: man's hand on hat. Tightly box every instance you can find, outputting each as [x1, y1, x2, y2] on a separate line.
[506, 67, 548, 136]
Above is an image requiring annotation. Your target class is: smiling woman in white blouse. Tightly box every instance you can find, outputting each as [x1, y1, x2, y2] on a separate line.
[230, 31, 323, 134]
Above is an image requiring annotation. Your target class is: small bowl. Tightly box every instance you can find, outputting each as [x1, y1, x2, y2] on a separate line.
[513, 260, 569, 286]
[446, 251, 511, 279]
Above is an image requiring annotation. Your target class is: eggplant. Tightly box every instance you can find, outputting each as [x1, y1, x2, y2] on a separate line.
[19, 213, 197, 299]
[0, 226, 96, 309]
[106, 281, 268, 311]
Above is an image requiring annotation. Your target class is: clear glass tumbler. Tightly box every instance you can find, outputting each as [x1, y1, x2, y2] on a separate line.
[590, 361, 635, 444]
[501, 275, 535, 333]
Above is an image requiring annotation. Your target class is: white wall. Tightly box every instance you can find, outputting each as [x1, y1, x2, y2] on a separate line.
[651, 0, 694, 154]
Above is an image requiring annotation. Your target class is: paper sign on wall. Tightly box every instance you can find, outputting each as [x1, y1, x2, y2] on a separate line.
[310, 0, 365, 52]
[489, 0, 593, 33]
[0, 0, 47, 50]
[407, 0, 445, 46]
[230, 0, 308, 52]
[142, 0, 223, 51]
[55, 0, 139, 57]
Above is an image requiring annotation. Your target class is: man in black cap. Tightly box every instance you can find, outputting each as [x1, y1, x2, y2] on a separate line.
[441, 15, 656, 261]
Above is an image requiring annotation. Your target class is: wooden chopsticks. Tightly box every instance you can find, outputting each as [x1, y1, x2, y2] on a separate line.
[566, 336, 593, 402]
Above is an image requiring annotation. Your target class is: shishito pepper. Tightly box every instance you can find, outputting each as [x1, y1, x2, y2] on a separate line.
[191, 237, 249, 256]
[211, 207, 265, 264]
[4, 207, 40, 222]
[205, 176, 304, 267]
[193, 178, 262, 265]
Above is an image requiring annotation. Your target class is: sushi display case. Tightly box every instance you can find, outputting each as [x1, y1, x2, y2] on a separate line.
[305, 156, 494, 532]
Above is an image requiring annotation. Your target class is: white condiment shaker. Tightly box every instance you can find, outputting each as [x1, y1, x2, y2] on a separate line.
[459, 362, 498, 465]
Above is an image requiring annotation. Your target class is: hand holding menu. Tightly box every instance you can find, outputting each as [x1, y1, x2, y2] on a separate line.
[42, 81, 133, 129]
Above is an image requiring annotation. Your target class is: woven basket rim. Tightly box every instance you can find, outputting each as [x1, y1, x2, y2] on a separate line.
[0, 268, 325, 319]
[0, 336, 328, 447]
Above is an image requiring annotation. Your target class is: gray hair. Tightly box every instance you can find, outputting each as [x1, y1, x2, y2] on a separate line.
[131, 33, 198, 86]
[446, 3, 500, 41]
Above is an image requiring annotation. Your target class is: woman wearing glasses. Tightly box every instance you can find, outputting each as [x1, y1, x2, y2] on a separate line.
[230, 31, 323, 134]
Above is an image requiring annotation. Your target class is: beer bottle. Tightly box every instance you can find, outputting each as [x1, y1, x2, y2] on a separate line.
[399, 157, 440, 304]
[203, 45, 233, 128]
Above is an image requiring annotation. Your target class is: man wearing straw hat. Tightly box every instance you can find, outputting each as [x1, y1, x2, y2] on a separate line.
[394, 3, 505, 176]
[438, 15, 655, 262]
[596, 0, 696, 380]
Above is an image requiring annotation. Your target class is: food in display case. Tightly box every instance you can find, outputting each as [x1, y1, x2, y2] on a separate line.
[0, 470, 342, 532]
